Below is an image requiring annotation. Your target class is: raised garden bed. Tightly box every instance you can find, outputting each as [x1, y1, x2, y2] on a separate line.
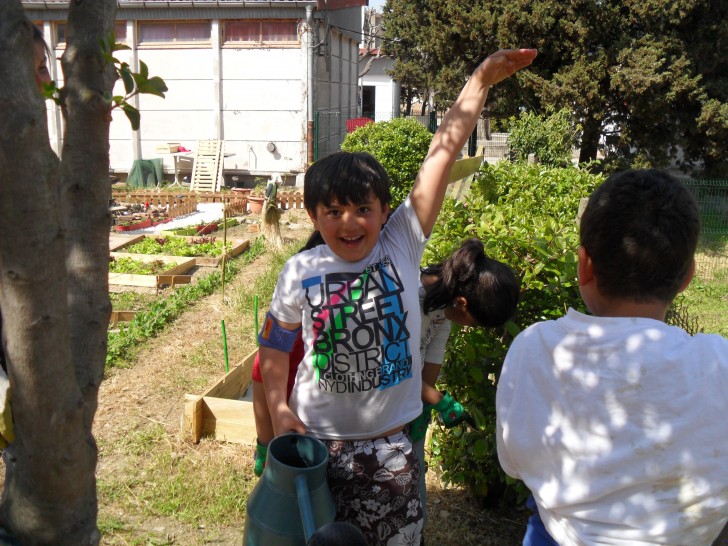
[109, 253, 195, 293]
[182, 349, 257, 445]
[113, 218, 153, 232]
[109, 310, 136, 326]
[109, 233, 145, 251]
[111, 234, 250, 267]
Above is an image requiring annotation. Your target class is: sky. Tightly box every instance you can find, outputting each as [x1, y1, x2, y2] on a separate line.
[368, 0, 386, 11]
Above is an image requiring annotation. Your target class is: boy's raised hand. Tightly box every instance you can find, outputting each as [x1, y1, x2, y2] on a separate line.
[474, 48, 539, 88]
[410, 47, 537, 238]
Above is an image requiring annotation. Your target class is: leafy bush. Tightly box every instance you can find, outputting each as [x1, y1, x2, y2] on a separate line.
[341, 117, 432, 207]
[507, 108, 581, 168]
[425, 162, 604, 506]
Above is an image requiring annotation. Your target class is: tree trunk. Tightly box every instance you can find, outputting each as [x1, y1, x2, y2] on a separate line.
[60, 0, 116, 430]
[578, 115, 601, 164]
[0, 1, 115, 544]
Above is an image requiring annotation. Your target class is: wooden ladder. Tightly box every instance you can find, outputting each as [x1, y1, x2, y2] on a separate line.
[189, 139, 224, 192]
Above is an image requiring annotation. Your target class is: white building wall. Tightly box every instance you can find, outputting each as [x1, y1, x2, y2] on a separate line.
[33, 5, 362, 182]
[220, 47, 308, 175]
[360, 56, 400, 121]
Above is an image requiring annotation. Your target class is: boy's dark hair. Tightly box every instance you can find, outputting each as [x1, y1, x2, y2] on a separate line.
[580, 169, 700, 304]
[303, 151, 391, 213]
[422, 238, 520, 328]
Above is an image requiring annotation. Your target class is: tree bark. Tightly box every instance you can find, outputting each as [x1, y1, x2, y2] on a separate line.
[578, 115, 601, 164]
[0, 1, 115, 544]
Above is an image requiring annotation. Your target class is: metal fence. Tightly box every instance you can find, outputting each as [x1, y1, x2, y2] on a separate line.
[682, 178, 728, 281]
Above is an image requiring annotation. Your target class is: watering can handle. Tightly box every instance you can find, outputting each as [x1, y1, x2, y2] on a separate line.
[295, 474, 317, 542]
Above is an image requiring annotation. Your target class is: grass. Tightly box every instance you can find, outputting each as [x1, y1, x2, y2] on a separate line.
[97, 424, 256, 544]
[232, 239, 302, 321]
[681, 263, 728, 337]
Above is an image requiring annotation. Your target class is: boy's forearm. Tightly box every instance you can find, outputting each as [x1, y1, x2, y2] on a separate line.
[410, 49, 537, 236]
[259, 346, 292, 432]
[421, 362, 443, 405]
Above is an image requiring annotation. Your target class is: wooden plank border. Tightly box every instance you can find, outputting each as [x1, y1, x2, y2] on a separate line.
[182, 349, 258, 445]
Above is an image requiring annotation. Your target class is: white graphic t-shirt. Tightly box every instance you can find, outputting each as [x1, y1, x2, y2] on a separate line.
[270, 197, 427, 440]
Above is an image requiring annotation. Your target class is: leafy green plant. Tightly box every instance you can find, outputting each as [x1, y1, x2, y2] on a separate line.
[250, 179, 268, 197]
[124, 236, 231, 257]
[109, 257, 175, 275]
[341, 117, 433, 207]
[109, 291, 155, 312]
[426, 162, 604, 506]
[506, 108, 581, 168]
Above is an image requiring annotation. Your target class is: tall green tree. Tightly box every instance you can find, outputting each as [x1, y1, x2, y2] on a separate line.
[379, 0, 433, 115]
[383, 0, 728, 175]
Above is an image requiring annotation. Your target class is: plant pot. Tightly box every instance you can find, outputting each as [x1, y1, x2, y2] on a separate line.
[247, 196, 265, 214]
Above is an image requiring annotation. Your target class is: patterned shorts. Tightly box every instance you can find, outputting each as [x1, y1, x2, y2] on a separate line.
[323, 431, 424, 546]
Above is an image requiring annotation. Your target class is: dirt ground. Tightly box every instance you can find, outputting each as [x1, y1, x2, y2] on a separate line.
[94, 207, 528, 544]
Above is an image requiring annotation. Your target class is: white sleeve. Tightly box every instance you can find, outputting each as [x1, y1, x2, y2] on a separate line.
[382, 197, 428, 266]
[422, 317, 452, 365]
[267, 257, 303, 324]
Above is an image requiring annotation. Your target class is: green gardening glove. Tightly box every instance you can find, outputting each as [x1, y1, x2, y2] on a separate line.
[408, 404, 434, 442]
[433, 392, 475, 429]
[254, 440, 267, 478]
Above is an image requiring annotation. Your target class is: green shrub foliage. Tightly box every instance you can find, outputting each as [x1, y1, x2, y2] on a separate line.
[424, 161, 604, 505]
[341, 117, 433, 207]
[507, 108, 581, 168]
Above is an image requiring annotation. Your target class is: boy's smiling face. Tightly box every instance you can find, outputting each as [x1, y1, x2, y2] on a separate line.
[308, 193, 389, 262]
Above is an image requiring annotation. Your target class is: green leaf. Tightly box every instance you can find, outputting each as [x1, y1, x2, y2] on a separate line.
[140, 76, 168, 98]
[119, 65, 134, 95]
[468, 367, 484, 383]
[503, 320, 521, 337]
[122, 103, 141, 131]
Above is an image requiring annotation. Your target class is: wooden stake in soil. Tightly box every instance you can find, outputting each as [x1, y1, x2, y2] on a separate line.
[221, 206, 227, 302]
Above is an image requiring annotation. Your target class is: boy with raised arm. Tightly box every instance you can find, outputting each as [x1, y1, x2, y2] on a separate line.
[259, 49, 537, 545]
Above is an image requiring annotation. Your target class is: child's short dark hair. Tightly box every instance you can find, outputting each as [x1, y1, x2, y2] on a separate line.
[303, 151, 391, 212]
[422, 238, 520, 327]
[580, 169, 700, 304]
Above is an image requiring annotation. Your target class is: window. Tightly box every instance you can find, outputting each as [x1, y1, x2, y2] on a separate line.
[54, 22, 127, 47]
[224, 20, 298, 45]
[138, 22, 210, 44]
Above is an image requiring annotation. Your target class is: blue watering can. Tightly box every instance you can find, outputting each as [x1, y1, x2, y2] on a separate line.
[243, 433, 366, 546]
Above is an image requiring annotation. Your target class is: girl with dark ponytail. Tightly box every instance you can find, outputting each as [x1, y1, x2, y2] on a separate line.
[413, 237, 520, 530]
